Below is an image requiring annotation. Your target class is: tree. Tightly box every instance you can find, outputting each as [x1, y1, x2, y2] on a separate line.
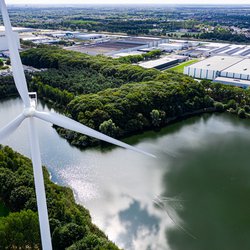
[52, 223, 86, 250]
[0, 59, 4, 67]
[214, 102, 224, 112]
[150, 109, 161, 127]
[238, 108, 246, 118]
[99, 119, 119, 137]
[0, 210, 40, 249]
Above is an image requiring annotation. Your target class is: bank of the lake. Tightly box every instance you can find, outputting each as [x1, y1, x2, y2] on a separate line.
[1, 97, 250, 250]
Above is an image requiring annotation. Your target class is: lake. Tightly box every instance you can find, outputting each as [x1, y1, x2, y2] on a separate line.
[1, 97, 250, 250]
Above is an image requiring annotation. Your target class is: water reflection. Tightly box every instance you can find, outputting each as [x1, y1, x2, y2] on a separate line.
[163, 131, 250, 250]
[1, 98, 250, 249]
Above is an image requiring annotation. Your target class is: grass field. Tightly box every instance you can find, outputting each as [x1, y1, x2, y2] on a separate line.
[166, 59, 200, 73]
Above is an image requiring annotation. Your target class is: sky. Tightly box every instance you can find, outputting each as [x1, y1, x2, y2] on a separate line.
[5, 0, 250, 5]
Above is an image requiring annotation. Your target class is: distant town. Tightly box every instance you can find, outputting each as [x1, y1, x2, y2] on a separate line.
[0, 5, 250, 88]
[0, 5, 250, 87]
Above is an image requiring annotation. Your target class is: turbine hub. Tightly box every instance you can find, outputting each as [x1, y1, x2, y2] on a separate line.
[23, 107, 36, 117]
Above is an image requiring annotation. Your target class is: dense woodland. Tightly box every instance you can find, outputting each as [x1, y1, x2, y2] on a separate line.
[18, 47, 211, 146]
[0, 145, 119, 249]
[1, 47, 250, 149]
[17, 47, 250, 147]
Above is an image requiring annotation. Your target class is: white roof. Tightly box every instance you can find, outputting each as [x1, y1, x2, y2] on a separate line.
[139, 55, 179, 69]
[221, 59, 250, 75]
[187, 56, 243, 71]
[0, 26, 33, 33]
[136, 36, 162, 40]
[233, 46, 250, 56]
[215, 77, 250, 86]
[218, 45, 244, 54]
[76, 34, 103, 38]
[112, 51, 144, 58]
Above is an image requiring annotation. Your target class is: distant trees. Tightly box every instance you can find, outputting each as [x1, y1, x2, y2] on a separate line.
[117, 49, 163, 64]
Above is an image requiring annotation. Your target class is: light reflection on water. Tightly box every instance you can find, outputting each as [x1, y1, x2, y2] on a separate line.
[1, 97, 250, 250]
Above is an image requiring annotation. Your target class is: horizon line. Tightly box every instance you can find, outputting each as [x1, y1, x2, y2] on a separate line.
[7, 3, 250, 5]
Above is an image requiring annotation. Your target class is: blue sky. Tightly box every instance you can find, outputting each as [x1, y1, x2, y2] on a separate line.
[5, 0, 250, 4]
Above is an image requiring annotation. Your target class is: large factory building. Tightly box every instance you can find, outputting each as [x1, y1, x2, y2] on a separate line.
[184, 56, 250, 88]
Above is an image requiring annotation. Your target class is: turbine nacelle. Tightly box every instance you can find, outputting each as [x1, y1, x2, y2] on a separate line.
[23, 107, 36, 117]
[23, 92, 37, 117]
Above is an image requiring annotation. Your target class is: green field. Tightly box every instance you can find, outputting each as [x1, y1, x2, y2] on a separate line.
[0, 201, 9, 217]
[166, 59, 200, 73]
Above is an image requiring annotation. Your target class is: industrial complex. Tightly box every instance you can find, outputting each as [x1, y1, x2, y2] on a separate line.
[0, 25, 250, 88]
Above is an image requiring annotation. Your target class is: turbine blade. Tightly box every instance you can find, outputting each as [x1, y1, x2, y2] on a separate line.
[28, 117, 52, 250]
[34, 111, 156, 158]
[0, 0, 30, 107]
[0, 113, 25, 141]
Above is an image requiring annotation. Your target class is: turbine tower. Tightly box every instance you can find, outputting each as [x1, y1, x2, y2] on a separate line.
[0, 1, 155, 249]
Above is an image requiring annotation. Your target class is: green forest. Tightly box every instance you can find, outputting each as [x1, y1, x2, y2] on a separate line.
[1, 46, 250, 148]
[0, 145, 119, 249]
[20, 47, 250, 147]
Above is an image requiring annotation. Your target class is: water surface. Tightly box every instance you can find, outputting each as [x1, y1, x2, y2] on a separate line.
[1, 97, 250, 250]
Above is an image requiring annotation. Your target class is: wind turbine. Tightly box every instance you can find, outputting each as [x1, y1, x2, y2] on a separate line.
[0, 1, 155, 249]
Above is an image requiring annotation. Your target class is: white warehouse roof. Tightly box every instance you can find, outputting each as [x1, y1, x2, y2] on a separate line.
[187, 56, 243, 71]
[139, 56, 178, 69]
[221, 59, 250, 76]
[214, 77, 250, 88]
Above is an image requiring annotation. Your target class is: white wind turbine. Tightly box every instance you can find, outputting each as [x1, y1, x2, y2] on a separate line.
[0, 1, 155, 249]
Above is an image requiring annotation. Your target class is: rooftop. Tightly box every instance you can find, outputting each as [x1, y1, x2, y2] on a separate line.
[139, 55, 181, 69]
[65, 40, 146, 55]
[0, 26, 33, 33]
[187, 56, 243, 71]
[214, 77, 250, 87]
[221, 58, 250, 75]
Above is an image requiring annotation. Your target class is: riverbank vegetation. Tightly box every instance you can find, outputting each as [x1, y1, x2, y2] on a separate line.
[1, 46, 250, 148]
[19, 47, 213, 147]
[0, 145, 119, 249]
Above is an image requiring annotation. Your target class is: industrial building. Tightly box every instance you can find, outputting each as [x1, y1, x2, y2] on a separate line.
[139, 55, 187, 70]
[74, 33, 105, 40]
[220, 59, 250, 80]
[184, 56, 243, 80]
[213, 77, 250, 89]
[120, 36, 168, 47]
[0, 26, 34, 33]
[112, 51, 145, 58]
[158, 42, 185, 52]
[0, 31, 20, 51]
[184, 56, 250, 88]
[65, 36, 169, 56]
